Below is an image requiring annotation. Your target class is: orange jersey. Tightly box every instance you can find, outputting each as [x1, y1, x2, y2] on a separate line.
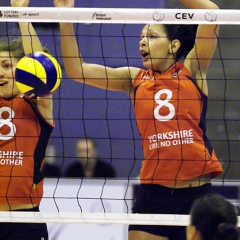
[0, 96, 53, 205]
[134, 62, 223, 185]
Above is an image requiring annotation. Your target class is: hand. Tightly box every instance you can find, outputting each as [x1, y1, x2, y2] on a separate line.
[54, 0, 74, 8]
[11, 0, 30, 7]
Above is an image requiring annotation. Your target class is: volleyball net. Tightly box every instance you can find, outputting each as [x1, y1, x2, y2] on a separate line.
[0, 6, 240, 238]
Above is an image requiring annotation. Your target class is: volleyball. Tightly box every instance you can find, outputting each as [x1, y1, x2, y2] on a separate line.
[15, 52, 62, 96]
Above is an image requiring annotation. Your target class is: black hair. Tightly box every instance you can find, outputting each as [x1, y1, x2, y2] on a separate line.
[190, 193, 239, 240]
[163, 24, 198, 61]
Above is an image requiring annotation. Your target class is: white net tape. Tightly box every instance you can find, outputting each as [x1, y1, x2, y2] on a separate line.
[0, 7, 239, 24]
[0, 212, 190, 225]
[0, 179, 239, 225]
[0, 207, 239, 225]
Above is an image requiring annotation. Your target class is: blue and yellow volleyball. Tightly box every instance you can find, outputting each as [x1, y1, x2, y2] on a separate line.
[15, 52, 62, 96]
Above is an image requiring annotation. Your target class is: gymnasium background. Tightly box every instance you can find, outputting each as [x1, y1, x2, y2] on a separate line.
[0, 0, 240, 179]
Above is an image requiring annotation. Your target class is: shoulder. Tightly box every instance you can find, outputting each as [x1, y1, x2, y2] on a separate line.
[130, 67, 142, 78]
[120, 66, 143, 84]
[96, 159, 116, 176]
[67, 161, 81, 168]
[65, 162, 83, 177]
[131, 68, 150, 86]
[96, 159, 112, 168]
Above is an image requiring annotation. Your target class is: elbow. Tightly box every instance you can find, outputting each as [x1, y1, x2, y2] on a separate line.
[210, 2, 219, 10]
[65, 71, 84, 84]
[178, 0, 219, 10]
[65, 72, 80, 82]
[64, 65, 83, 82]
[64, 67, 72, 79]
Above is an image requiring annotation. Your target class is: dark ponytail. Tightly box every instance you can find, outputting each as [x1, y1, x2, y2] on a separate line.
[163, 24, 198, 61]
[213, 223, 240, 240]
[190, 193, 239, 240]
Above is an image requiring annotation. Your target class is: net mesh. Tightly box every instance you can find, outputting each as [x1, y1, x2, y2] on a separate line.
[0, 6, 240, 240]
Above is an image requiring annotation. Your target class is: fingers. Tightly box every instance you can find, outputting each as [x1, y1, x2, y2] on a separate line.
[26, 93, 36, 98]
[54, 0, 74, 8]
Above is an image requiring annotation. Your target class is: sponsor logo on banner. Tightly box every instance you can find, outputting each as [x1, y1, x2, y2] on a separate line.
[1, 10, 20, 18]
[204, 12, 217, 22]
[172, 70, 182, 78]
[25, 12, 40, 17]
[175, 13, 194, 19]
[92, 11, 111, 21]
[0, 10, 40, 18]
[152, 11, 165, 21]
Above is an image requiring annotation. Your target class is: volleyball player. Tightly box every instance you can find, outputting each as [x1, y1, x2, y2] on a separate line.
[187, 193, 239, 240]
[55, 0, 223, 239]
[0, 0, 55, 239]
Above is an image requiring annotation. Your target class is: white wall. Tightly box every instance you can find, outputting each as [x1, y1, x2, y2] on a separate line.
[40, 178, 136, 240]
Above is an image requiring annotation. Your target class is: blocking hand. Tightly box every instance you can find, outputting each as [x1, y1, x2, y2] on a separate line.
[11, 0, 30, 7]
[54, 0, 74, 8]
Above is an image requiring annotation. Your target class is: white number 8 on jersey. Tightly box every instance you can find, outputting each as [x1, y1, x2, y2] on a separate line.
[154, 89, 175, 122]
[0, 107, 16, 140]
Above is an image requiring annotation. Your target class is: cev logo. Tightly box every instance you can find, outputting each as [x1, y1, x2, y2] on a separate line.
[175, 13, 194, 20]
[152, 11, 165, 21]
[204, 12, 217, 22]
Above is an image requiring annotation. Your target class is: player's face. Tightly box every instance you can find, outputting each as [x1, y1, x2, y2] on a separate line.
[139, 24, 173, 72]
[0, 51, 21, 99]
[76, 140, 97, 165]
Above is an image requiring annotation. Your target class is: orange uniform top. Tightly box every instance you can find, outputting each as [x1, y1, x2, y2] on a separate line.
[134, 62, 223, 185]
[0, 96, 53, 205]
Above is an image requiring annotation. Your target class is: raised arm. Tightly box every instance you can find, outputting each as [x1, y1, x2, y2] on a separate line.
[12, 1, 43, 54]
[54, 0, 138, 94]
[11, 0, 54, 125]
[179, 0, 219, 95]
